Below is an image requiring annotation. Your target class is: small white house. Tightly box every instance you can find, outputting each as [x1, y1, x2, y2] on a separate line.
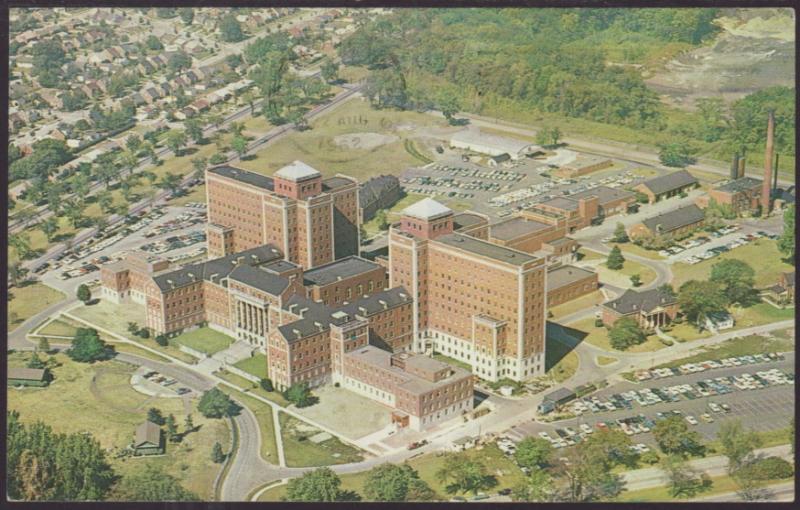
[704, 311, 734, 332]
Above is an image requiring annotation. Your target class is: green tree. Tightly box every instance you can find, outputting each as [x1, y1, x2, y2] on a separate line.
[658, 141, 698, 168]
[76, 284, 92, 304]
[190, 156, 208, 178]
[198, 388, 239, 418]
[283, 382, 315, 408]
[219, 14, 245, 43]
[551, 437, 624, 501]
[363, 463, 433, 502]
[660, 454, 710, 498]
[549, 127, 562, 147]
[613, 222, 628, 242]
[514, 437, 553, 470]
[27, 352, 46, 369]
[777, 204, 794, 260]
[38, 337, 51, 353]
[584, 428, 638, 468]
[165, 129, 188, 156]
[375, 209, 389, 230]
[630, 274, 642, 287]
[512, 467, 554, 502]
[211, 442, 225, 463]
[68, 328, 110, 363]
[178, 8, 194, 25]
[652, 415, 704, 456]
[608, 317, 646, 350]
[231, 134, 248, 159]
[677, 280, 728, 325]
[39, 216, 59, 242]
[155, 334, 168, 347]
[165, 414, 179, 443]
[147, 408, 166, 426]
[10, 232, 33, 260]
[260, 378, 274, 392]
[606, 245, 625, 270]
[97, 191, 114, 214]
[110, 465, 199, 501]
[284, 467, 358, 502]
[184, 414, 194, 432]
[436, 453, 497, 496]
[126, 133, 143, 154]
[145, 35, 163, 51]
[709, 259, 757, 306]
[695, 97, 725, 142]
[7, 411, 116, 501]
[718, 420, 762, 473]
[9, 263, 28, 287]
[321, 59, 339, 83]
[184, 118, 204, 145]
[437, 90, 460, 124]
[158, 172, 183, 195]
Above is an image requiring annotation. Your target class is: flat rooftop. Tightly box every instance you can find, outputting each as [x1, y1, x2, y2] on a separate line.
[539, 196, 579, 211]
[322, 176, 355, 191]
[207, 165, 275, 191]
[569, 185, 634, 205]
[302, 256, 381, 286]
[453, 212, 486, 231]
[436, 233, 537, 265]
[490, 216, 551, 241]
[546, 265, 596, 291]
[716, 176, 763, 194]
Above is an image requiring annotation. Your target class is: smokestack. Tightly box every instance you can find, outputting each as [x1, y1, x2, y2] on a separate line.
[730, 153, 739, 180]
[738, 149, 746, 179]
[773, 153, 780, 193]
[762, 111, 774, 217]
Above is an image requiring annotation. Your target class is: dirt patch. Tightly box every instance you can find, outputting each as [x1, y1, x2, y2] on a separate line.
[645, 8, 795, 110]
[332, 132, 399, 150]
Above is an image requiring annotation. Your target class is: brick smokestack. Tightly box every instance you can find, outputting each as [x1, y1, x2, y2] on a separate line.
[762, 111, 775, 217]
[738, 149, 746, 179]
[730, 153, 739, 180]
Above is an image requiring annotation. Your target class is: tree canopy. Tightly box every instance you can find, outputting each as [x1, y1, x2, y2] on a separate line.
[363, 463, 435, 502]
[284, 468, 359, 502]
[709, 259, 757, 306]
[110, 465, 198, 501]
[197, 388, 240, 418]
[68, 328, 112, 363]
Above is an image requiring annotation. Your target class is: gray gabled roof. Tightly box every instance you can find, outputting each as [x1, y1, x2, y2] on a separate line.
[639, 170, 698, 196]
[302, 256, 381, 287]
[135, 421, 162, 447]
[339, 287, 412, 317]
[359, 175, 400, 207]
[602, 287, 678, 315]
[642, 204, 705, 234]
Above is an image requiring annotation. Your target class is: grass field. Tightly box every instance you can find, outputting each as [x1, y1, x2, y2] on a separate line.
[594, 257, 657, 288]
[597, 355, 618, 366]
[571, 317, 666, 353]
[619, 243, 665, 260]
[234, 353, 268, 380]
[215, 370, 289, 407]
[8, 282, 66, 332]
[111, 342, 174, 363]
[671, 240, 793, 288]
[35, 317, 83, 338]
[279, 412, 364, 468]
[218, 388, 279, 463]
[167, 184, 206, 206]
[258, 443, 525, 501]
[235, 98, 447, 183]
[70, 300, 146, 338]
[7, 353, 228, 499]
[730, 303, 795, 329]
[617, 473, 790, 502]
[651, 334, 794, 371]
[171, 327, 234, 355]
[549, 290, 604, 320]
[545, 332, 580, 383]
[664, 322, 711, 343]
[577, 248, 606, 262]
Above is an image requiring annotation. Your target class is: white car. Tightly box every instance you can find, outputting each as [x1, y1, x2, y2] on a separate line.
[538, 432, 553, 442]
[685, 416, 698, 426]
[580, 423, 593, 434]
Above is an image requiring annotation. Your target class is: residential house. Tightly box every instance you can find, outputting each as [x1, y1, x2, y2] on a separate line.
[7, 367, 50, 387]
[704, 311, 734, 332]
[133, 421, 164, 456]
[601, 287, 679, 331]
[761, 271, 795, 306]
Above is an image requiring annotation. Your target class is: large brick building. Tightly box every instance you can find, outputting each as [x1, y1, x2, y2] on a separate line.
[205, 162, 359, 268]
[628, 204, 705, 242]
[696, 177, 763, 214]
[388, 198, 547, 382]
[633, 170, 699, 204]
[601, 287, 679, 331]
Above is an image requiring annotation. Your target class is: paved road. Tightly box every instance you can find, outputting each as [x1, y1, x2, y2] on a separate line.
[696, 481, 794, 502]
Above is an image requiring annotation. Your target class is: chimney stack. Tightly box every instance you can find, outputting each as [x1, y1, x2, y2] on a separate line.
[773, 153, 780, 194]
[762, 111, 775, 217]
[738, 149, 746, 179]
[730, 153, 739, 180]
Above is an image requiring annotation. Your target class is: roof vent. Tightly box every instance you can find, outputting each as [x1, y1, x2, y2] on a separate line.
[188, 272, 196, 281]
[612, 302, 617, 309]
[210, 273, 219, 282]
[314, 321, 324, 331]
[358, 306, 367, 315]
[337, 276, 342, 281]
[299, 307, 309, 317]
[399, 292, 408, 300]
[379, 299, 387, 309]
[632, 304, 638, 310]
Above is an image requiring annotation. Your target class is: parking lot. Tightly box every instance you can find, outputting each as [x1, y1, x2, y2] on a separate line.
[505, 353, 795, 448]
[663, 225, 780, 265]
[399, 152, 647, 220]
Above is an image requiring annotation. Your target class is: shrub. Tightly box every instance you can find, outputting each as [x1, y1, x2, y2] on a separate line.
[259, 378, 274, 392]
[640, 451, 660, 465]
[738, 457, 794, 480]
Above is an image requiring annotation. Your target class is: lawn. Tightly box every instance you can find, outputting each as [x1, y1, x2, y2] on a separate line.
[671, 240, 793, 288]
[6, 353, 229, 500]
[215, 370, 289, 407]
[111, 342, 174, 363]
[235, 98, 447, 183]
[70, 300, 146, 338]
[7, 282, 66, 332]
[730, 303, 795, 329]
[576, 248, 605, 262]
[218, 387, 279, 464]
[549, 290, 604, 320]
[432, 352, 473, 372]
[571, 317, 666, 353]
[619, 243, 665, 260]
[233, 353, 268, 380]
[651, 334, 794, 370]
[617, 473, 790, 502]
[35, 317, 82, 338]
[545, 331, 579, 383]
[594, 258, 657, 288]
[167, 184, 206, 206]
[172, 327, 234, 355]
[279, 412, 365, 468]
[664, 322, 711, 343]
[258, 443, 525, 501]
[597, 355, 618, 366]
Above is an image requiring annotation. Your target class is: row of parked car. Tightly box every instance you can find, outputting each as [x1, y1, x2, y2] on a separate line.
[142, 371, 191, 395]
[634, 352, 785, 381]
